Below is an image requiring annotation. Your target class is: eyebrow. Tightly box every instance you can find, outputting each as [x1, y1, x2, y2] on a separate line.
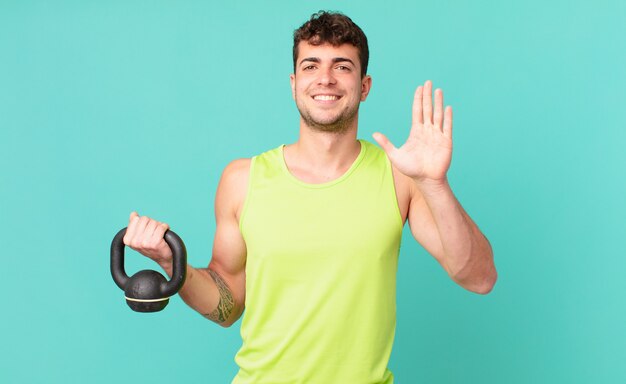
[299, 57, 356, 66]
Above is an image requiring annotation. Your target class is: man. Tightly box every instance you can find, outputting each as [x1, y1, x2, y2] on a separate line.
[124, 11, 497, 384]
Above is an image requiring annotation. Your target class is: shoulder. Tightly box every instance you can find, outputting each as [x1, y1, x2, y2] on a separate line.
[362, 139, 410, 194]
[219, 158, 252, 193]
[361, 139, 413, 222]
[220, 143, 283, 187]
[216, 158, 252, 218]
[222, 158, 252, 180]
[360, 139, 385, 158]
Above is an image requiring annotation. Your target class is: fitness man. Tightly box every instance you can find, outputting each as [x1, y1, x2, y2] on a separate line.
[123, 11, 497, 384]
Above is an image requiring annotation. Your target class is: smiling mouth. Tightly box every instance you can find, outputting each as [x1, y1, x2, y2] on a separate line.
[312, 95, 341, 101]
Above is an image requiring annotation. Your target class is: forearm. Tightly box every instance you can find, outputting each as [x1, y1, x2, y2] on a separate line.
[160, 263, 242, 326]
[417, 178, 496, 293]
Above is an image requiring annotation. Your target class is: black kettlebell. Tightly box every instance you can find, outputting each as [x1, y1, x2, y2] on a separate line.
[110, 227, 187, 312]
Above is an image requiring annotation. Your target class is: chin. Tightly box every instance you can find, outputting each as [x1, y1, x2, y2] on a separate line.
[308, 116, 355, 134]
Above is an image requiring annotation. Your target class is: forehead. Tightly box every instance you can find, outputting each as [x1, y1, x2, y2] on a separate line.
[295, 42, 360, 65]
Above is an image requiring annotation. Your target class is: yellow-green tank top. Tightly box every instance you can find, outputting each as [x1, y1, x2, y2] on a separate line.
[233, 139, 403, 384]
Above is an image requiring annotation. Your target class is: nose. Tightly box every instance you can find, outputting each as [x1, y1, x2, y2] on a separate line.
[317, 66, 336, 86]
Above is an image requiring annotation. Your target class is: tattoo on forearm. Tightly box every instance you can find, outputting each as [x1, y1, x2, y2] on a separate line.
[203, 269, 235, 323]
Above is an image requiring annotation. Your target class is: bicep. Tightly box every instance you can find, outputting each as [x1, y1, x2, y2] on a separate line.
[392, 166, 448, 269]
[207, 159, 250, 309]
[407, 187, 449, 271]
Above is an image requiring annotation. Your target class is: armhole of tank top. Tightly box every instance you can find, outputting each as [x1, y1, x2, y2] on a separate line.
[238, 155, 256, 235]
[385, 154, 404, 231]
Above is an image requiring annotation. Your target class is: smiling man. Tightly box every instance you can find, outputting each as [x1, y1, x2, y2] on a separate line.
[123, 11, 497, 384]
[291, 43, 367, 133]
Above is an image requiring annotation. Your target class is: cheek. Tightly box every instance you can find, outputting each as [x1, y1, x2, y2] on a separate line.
[294, 85, 304, 100]
[296, 82, 312, 99]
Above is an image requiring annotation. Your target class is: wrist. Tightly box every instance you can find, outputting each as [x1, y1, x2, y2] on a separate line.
[158, 260, 174, 277]
[413, 177, 449, 194]
[155, 246, 174, 276]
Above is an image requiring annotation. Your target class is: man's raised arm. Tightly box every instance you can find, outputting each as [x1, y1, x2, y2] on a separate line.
[373, 80, 496, 293]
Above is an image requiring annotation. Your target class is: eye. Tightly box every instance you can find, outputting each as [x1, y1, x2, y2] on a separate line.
[302, 65, 316, 71]
[336, 65, 352, 72]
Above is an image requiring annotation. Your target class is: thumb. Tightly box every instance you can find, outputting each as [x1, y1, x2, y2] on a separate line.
[372, 132, 397, 156]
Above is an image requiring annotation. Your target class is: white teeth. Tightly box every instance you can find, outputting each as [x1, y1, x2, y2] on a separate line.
[313, 95, 339, 101]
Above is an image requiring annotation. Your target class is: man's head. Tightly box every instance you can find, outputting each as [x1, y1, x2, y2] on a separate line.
[293, 11, 369, 79]
[291, 11, 372, 134]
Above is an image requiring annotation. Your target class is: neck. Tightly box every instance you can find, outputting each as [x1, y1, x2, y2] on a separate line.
[283, 121, 361, 184]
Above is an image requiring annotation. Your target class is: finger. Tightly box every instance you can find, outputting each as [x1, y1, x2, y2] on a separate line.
[144, 219, 159, 244]
[124, 211, 140, 245]
[372, 132, 398, 156]
[423, 80, 433, 125]
[412, 86, 424, 126]
[131, 215, 150, 247]
[443, 106, 453, 138]
[154, 221, 169, 244]
[434, 88, 443, 131]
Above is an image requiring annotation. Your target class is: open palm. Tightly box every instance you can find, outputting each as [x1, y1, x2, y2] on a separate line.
[373, 80, 453, 183]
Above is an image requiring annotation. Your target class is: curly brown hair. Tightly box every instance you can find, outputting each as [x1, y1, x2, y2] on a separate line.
[293, 11, 369, 78]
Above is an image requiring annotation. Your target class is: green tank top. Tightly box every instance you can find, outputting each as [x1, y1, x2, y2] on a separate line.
[233, 139, 403, 384]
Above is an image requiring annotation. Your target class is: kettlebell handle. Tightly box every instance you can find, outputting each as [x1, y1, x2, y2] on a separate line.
[110, 227, 187, 299]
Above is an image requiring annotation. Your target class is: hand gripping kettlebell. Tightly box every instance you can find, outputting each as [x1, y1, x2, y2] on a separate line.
[110, 227, 187, 312]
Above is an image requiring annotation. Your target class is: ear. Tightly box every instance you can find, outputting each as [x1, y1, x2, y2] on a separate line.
[289, 73, 296, 100]
[360, 75, 372, 102]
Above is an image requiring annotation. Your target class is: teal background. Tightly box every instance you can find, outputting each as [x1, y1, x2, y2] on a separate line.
[1, 0, 624, 383]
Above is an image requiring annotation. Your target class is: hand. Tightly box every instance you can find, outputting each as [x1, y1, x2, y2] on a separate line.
[373, 80, 453, 184]
[123, 212, 173, 266]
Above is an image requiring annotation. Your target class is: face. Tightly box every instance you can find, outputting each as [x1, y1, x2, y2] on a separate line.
[290, 42, 372, 134]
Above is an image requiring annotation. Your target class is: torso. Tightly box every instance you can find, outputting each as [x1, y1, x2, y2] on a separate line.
[233, 140, 402, 383]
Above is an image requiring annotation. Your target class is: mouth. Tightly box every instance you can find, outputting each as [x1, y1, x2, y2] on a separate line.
[311, 94, 342, 102]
